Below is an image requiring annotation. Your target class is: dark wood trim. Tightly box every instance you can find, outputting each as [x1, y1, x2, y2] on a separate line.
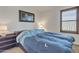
[60, 10, 62, 33]
[77, 7, 79, 34]
[60, 6, 79, 34]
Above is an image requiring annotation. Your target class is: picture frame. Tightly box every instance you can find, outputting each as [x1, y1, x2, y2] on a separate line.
[19, 10, 35, 22]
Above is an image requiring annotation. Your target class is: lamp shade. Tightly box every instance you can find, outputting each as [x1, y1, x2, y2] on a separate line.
[0, 24, 7, 31]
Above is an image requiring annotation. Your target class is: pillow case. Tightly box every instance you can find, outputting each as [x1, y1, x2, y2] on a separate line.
[30, 29, 44, 36]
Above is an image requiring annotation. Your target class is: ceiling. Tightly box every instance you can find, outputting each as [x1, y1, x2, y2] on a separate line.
[23, 6, 63, 12]
[33, 6, 73, 12]
[0, 6, 72, 13]
[30, 6, 56, 12]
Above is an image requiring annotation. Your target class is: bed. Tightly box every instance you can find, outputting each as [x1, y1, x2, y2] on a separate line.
[16, 29, 75, 53]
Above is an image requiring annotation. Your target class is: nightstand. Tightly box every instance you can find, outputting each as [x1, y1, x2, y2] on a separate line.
[0, 32, 17, 52]
[0, 31, 13, 37]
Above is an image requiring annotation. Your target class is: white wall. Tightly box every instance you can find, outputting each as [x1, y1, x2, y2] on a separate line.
[0, 6, 39, 31]
[0, 6, 73, 32]
[38, 6, 73, 32]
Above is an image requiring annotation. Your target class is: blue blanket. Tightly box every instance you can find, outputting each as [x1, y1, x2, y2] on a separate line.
[40, 32, 74, 42]
[16, 29, 74, 53]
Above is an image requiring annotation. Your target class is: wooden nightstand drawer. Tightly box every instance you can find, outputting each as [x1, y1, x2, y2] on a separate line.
[0, 35, 16, 41]
[0, 39, 16, 46]
[0, 43, 16, 52]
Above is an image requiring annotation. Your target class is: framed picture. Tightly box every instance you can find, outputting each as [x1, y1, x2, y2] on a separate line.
[19, 10, 35, 22]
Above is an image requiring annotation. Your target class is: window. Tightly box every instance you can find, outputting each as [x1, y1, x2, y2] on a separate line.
[60, 7, 79, 34]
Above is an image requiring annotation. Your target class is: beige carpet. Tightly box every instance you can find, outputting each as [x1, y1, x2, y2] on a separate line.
[2, 45, 79, 53]
[2, 47, 24, 53]
[72, 45, 79, 53]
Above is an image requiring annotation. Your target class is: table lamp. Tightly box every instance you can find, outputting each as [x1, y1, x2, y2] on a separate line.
[0, 24, 8, 36]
